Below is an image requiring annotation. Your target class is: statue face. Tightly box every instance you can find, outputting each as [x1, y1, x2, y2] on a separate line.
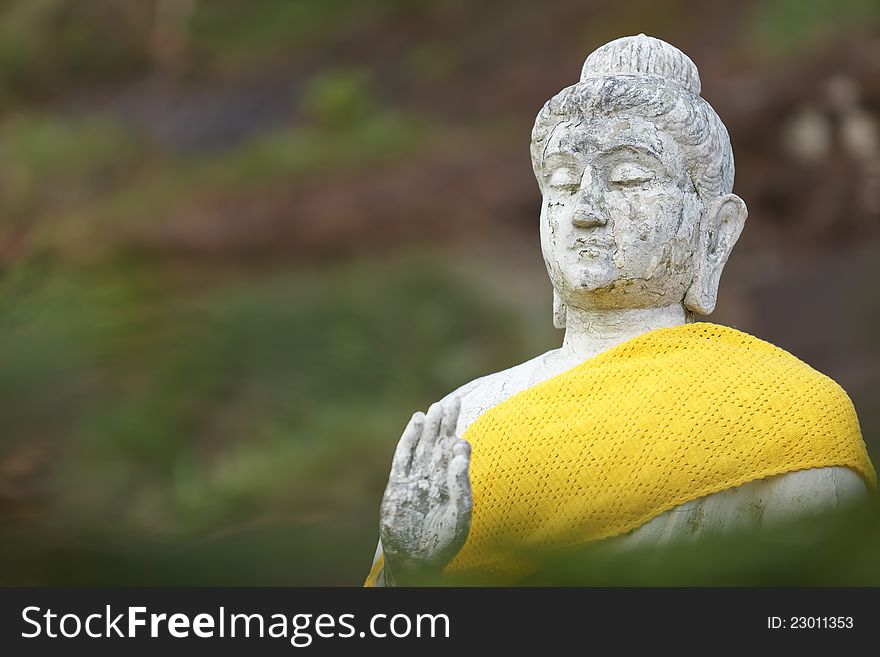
[538, 114, 706, 310]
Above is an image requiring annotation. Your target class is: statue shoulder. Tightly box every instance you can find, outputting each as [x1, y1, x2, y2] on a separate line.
[437, 349, 561, 436]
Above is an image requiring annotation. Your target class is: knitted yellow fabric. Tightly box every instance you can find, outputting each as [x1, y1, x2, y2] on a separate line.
[366, 322, 876, 584]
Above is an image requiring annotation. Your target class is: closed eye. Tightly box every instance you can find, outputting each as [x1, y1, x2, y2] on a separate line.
[546, 166, 582, 192]
[608, 162, 655, 186]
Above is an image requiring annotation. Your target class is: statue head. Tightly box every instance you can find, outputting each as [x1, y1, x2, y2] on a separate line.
[530, 35, 747, 327]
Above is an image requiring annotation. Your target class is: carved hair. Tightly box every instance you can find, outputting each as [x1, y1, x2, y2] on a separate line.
[531, 34, 734, 201]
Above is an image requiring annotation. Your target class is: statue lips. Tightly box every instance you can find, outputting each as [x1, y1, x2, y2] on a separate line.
[574, 236, 613, 258]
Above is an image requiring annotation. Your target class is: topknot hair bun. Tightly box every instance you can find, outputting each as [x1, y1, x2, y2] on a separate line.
[580, 34, 701, 96]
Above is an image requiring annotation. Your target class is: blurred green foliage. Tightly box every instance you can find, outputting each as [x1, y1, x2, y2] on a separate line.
[4, 75, 431, 257]
[0, 115, 148, 222]
[0, 0, 150, 102]
[750, 0, 880, 57]
[0, 0, 874, 105]
[210, 85, 429, 186]
[188, 0, 411, 68]
[0, 255, 532, 584]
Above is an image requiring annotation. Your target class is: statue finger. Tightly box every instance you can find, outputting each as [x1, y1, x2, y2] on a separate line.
[447, 439, 472, 517]
[431, 396, 461, 471]
[390, 411, 425, 477]
[413, 401, 442, 472]
[452, 438, 471, 460]
[441, 397, 461, 441]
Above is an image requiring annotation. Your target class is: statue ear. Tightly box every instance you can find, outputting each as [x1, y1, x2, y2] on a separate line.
[684, 194, 747, 315]
[552, 288, 567, 328]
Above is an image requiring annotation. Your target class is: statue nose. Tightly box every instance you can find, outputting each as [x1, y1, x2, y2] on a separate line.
[571, 203, 607, 228]
[570, 169, 607, 227]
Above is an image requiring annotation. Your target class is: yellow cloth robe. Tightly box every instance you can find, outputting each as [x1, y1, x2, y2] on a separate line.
[365, 322, 876, 585]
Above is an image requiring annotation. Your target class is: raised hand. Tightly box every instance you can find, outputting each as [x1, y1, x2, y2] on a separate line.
[379, 397, 471, 583]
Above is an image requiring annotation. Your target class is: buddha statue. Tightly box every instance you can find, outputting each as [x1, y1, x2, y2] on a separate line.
[365, 35, 876, 586]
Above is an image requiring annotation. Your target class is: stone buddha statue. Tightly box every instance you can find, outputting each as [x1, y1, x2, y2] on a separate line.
[365, 35, 876, 586]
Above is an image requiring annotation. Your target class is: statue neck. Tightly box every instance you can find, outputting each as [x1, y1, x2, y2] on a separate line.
[557, 303, 691, 367]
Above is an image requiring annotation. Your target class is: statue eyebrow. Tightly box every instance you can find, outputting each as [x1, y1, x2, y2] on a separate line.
[598, 143, 663, 161]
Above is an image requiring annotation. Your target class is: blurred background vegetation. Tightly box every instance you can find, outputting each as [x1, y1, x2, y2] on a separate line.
[1, 0, 879, 585]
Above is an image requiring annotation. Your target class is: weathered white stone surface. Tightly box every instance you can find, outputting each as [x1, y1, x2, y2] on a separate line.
[373, 35, 869, 586]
